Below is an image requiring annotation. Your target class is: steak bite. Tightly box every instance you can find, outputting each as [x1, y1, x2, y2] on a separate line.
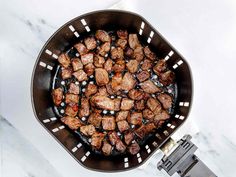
[136, 70, 150, 82]
[73, 69, 88, 82]
[111, 72, 123, 91]
[124, 131, 134, 145]
[85, 83, 97, 97]
[141, 59, 153, 71]
[128, 112, 143, 125]
[125, 47, 133, 57]
[95, 30, 111, 42]
[90, 95, 115, 110]
[80, 124, 96, 136]
[88, 112, 102, 128]
[128, 141, 140, 155]
[65, 104, 78, 117]
[94, 55, 105, 68]
[84, 63, 95, 76]
[146, 97, 162, 112]
[84, 37, 97, 50]
[115, 139, 126, 152]
[81, 53, 94, 65]
[74, 43, 88, 55]
[121, 72, 136, 91]
[143, 109, 155, 121]
[61, 67, 72, 80]
[117, 30, 128, 39]
[153, 59, 167, 75]
[98, 42, 110, 56]
[128, 89, 144, 100]
[128, 34, 140, 49]
[102, 116, 116, 131]
[134, 100, 145, 110]
[135, 123, 156, 139]
[116, 39, 127, 49]
[102, 141, 112, 156]
[111, 47, 124, 60]
[157, 93, 173, 109]
[58, 53, 70, 68]
[144, 46, 156, 60]
[78, 97, 90, 117]
[61, 116, 83, 130]
[116, 111, 129, 122]
[95, 68, 109, 86]
[65, 93, 79, 105]
[120, 98, 134, 110]
[133, 46, 144, 61]
[117, 120, 130, 132]
[108, 131, 119, 145]
[126, 60, 139, 73]
[140, 80, 161, 93]
[52, 88, 63, 106]
[71, 58, 83, 71]
[104, 58, 113, 72]
[112, 59, 126, 73]
[91, 132, 106, 149]
[159, 70, 175, 86]
[114, 98, 121, 111]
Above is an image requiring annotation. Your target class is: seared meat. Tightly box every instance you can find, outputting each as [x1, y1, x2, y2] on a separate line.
[102, 141, 112, 156]
[80, 124, 96, 136]
[85, 83, 97, 97]
[114, 98, 121, 111]
[140, 80, 161, 93]
[97, 87, 108, 96]
[65, 93, 79, 105]
[74, 43, 88, 55]
[157, 93, 172, 109]
[111, 72, 123, 91]
[71, 58, 83, 71]
[73, 69, 88, 82]
[58, 53, 70, 68]
[115, 139, 126, 152]
[108, 131, 119, 145]
[133, 46, 144, 61]
[61, 67, 72, 80]
[78, 98, 90, 117]
[117, 120, 130, 132]
[98, 42, 110, 56]
[106, 82, 115, 95]
[104, 58, 113, 72]
[117, 30, 128, 39]
[135, 123, 156, 139]
[81, 53, 94, 65]
[94, 55, 105, 68]
[102, 116, 116, 131]
[111, 47, 124, 60]
[153, 59, 167, 75]
[128, 89, 144, 100]
[120, 98, 134, 110]
[90, 95, 115, 110]
[95, 68, 109, 86]
[121, 72, 136, 91]
[134, 100, 145, 110]
[128, 142, 140, 155]
[128, 112, 142, 125]
[84, 63, 95, 76]
[112, 59, 126, 73]
[116, 111, 129, 122]
[136, 70, 150, 82]
[144, 46, 156, 60]
[88, 112, 102, 128]
[141, 59, 152, 70]
[65, 104, 78, 117]
[125, 47, 133, 57]
[52, 88, 63, 106]
[159, 71, 175, 86]
[143, 109, 155, 121]
[95, 30, 111, 42]
[147, 97, 161, 112]
[126, 60, 139, 73]
[84, 37, 97, 50]
[116, 39, 127, 49]
[128, 34, 140, 49]
[154, 110, 170, 121]
[124, 131, 134, 145]
[91, 132, 106, 149]
[61, 116, 83, 130]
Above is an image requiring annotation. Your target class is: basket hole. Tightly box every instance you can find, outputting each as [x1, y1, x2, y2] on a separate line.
[47, 65, 53, 70]
[50, 117, 57, 121]
[74, 31, 79, 37]
[69, 25, 75, 32]
[52, 128, 59, 133]
[147, 37, 151, 43]
[163, 130, 169, 136]
[152, 141, 158, 147]
[177, 60, 183, 65]
[149, 31, 154, 38]
[43, 119, 50, 123]
[139, 29, 143, 35]
[179, 115, 185, 120]
[52, 54, 58, 59]
[85, 26, 90, 32]
[81, 19, 87, 26]
[60, 109, 65, 114]
[164, 55, 170, 61]
[39, 61, 46, 67]
[124, 162, 129, 168]
[77, 143, 82, 148]
[155, 133, 162, 140]
[138, 157, 142, 163]
[168, 50, 174, 57]
[141, 21, 145, 29]
[45, 49, 52, 55]
[124, 157, 128, 162]
[72, 147, 78, 152]
[184, 102, 190, 107]
[173, 64, 178, 69]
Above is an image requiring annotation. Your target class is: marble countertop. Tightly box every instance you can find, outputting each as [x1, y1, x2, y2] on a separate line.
[1, 0, 236, 177]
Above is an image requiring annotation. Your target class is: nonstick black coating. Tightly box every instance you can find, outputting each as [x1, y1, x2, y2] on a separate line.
[31, 10, 193, 172]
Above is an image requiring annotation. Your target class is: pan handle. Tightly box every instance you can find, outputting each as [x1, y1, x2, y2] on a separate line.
[157, 135, 217, 177]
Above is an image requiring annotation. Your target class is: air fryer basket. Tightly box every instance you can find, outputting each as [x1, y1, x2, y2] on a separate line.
[31, 10, 192, 172]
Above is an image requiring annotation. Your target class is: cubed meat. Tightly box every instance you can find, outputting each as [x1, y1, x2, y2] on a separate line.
[144, 46, 156, 60]
[126, 60, 139, 73]
[61, 67, 72, 80]
[128, 89, 144, 100]
[143, 109, 155, 121]
[98, 42, 110, 56]
[102, 141, 112, 156]
[128, 142, 140, 155]
[65, 93, 79, 105]
[71, 58, 83, 71]
[95, 68, 109, 86]
[128, 112, 142, 125]
[114, 98, 121, 111]
[73, 69, 88, 82]
[135, 123, 156, 139]
[124, 131, 134, 145]
[84, 37, 97, 50]
[85, 83, 97, 97]
[141, 59, 152, 70]
[125, 47, 133, 57]
[106, 82, 115, 95]
[78, 98, 90, 117]
[121, 72, 136, 91]
[154, 110, 170, 121]
[94, 55, 105, 68]
[116, 111, 129, 122]
[104, 58, 113, 72]
[52, 88, 63, 106]
[84, 63, 95, 76]
[111, 47, 124, 60]
[95, 30, 111, 42]
[157, 93, 172, 109]
[120, 98, 134, 110]
[111, 72, 123, 91]
[91, 132, 106, 149]
[159, 71, 175, 86]
[81, 53, 93, 65]
[133, 46, 144, 61]
[97, 87, 108, 96]
[116, 39, 127, 49]
[134, 100, 145, 110]
[140, 80, 161, 93]
[74, 43, 88, 55]
[128, 34, 141, 49]
[112, 59, 126, 73]
[61, 116, 83, 130]
[108, 131, 119, 145]
[90, 95, 115, 110]
[117, 120, 130, 132]
[153, 59, 167, 75]
[115, 139, 126, 152]
[147, 97, 161, 112]
[65, 104, 78, 117]
[80, 124, 96, 136]
[117, 30, 128, 39]
[136, 70, 150, 82]
[88, 112, 102, 128]
[58, 53, 70, 68]
[102, 116, 116, 131]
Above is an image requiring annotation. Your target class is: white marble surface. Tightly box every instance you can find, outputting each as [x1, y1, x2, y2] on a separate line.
[1, 0, 236, 177]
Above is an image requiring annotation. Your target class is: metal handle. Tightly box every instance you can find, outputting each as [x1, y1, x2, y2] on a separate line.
[157, 135, 217, 177]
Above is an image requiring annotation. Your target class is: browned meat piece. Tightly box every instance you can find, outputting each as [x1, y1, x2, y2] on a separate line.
[105, 82, 115, 95]
[120, 98, 134, 110]
[155, 120, 165, 128]
[84, 63, 95, 76]
[133, 46, 144, 61]
[143, 109, 155, 121]
[147, 97, 161, 112]
[153, 59, 167, 75]
[94, 55, 105, 68]
[88, 112, 102, 128]
[98, 42, 110, 56]
[120, 72, 136, 91]
[80, 124, 96, 136]
[52, 88, 63, 106]
[81, 53, 93, 65]
[136, 70, 150, 82]
[157, 93, 172, 109]
[116, 111, 129, 122]
[117, 120, 130, 132]
[144, 46, 156, 60]
[85, 83, 97, 97]
[65, 104, 78, 117]
[116, 39, 127, 49]
[104, 58, 113, 72]
[61, 116, 83, 130]
[90, 95, 114, 110]
[111, 47, 124, 60]
[145, 123, 157, 133]
[114, 98, 121, 111]
[126, 60, 139, 73]
[78, 98, 90, 117]
[58, 53, 70, 68]
[61, 67, 72, 80]
[97, 87, 108, 96]
[112, 59, 126, 73]
[128, 89, 144, 100]
[159, 71, 175, 86]
[128, 34, 141, 49]
[65, 93, 79, 105]
[95, 68, 109, 86]
[124, 131, 134, 145]
[84, 37, 97, 50]
[128, 112, 142, 125]
[135, 123, 156, 139]
[115, 139, 126, 152]
[140, 80, 161, 93]
[111, 72, 123, 91]
[73, 70, 88, 82]
[108, 131, 119, 145]
[135, 100, 145, 110]
[141, 59, 153, 70]
[117, 30, 128, 39]
[102, 116, 116, 131]
[91, 132, 106, 149]
[102, 141, 112, 156]
[125, 47, 133, 57]
[154, 110, 170, 121]
[128, 142, 140, 155]
[74, 43, 88, 55]
[71, 58, 83, 71]
[95, 30, 111, 42]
